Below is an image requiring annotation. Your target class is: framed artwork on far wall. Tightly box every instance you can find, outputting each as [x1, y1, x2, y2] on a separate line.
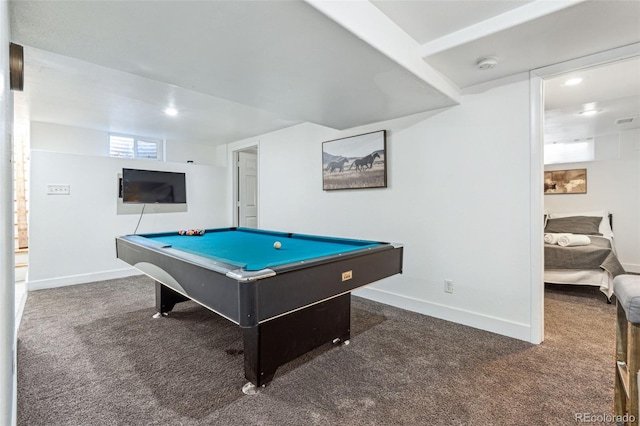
[322, 130, 387, 191]
[544, 168, 587, 194]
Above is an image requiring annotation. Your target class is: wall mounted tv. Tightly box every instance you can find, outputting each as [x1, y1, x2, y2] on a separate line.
[122, 168, 187, 204]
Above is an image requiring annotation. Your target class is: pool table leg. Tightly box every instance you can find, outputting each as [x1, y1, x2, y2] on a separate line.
[154, 281, 189, 316]
[242, 293, 351, 392]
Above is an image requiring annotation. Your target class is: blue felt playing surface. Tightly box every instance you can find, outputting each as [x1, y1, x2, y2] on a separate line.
[148, 228, 382, 271]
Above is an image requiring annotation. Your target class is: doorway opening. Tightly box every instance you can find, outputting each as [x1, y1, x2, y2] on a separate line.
[532, 45, 640, 342]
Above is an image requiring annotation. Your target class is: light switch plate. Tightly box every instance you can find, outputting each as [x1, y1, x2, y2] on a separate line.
[47, 184, 70, 195]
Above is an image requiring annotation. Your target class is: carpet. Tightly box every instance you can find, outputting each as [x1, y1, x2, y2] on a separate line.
[17, 277, 616, 425]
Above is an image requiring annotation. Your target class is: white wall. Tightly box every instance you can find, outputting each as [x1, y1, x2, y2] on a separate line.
[544, 128, 640, 272]
[229, 77, 536, 342]
[31, 121, 219, 165]
[31, 122, 108, 156]
[1, 2, 17, 423]
[28, 123, 229, 289]
[166, 140, 217, 165]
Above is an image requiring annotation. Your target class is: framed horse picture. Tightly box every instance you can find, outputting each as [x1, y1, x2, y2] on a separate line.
[322, 130, 387, 191]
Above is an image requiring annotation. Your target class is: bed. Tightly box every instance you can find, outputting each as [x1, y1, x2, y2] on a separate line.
[544, 210, 626, 300]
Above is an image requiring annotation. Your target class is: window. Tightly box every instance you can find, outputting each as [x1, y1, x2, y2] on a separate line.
[544, 139, 594, 165]
[109, 134, 163, 160]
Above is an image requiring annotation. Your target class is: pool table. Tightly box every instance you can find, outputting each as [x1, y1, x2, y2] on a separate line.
[115, 227, 403, 393]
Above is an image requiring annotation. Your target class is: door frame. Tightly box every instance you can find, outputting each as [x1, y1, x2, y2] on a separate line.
[529, 42, 640, 344]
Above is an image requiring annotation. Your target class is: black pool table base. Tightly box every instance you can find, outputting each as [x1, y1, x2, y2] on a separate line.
[155, 281, 352, 394]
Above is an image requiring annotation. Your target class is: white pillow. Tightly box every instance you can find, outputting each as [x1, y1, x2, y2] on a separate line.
[547, 210, 613, 239]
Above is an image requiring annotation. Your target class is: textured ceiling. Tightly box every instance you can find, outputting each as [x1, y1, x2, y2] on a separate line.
[544, 57, 640, 144]
[9, 0, 640, 146]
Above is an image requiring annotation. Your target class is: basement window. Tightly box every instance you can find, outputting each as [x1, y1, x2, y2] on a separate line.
[544, 139, 594, 165]
[109, 134, 163, 160]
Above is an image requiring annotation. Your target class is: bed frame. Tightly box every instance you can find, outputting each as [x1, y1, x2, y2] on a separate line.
[544, 213, 615, 301]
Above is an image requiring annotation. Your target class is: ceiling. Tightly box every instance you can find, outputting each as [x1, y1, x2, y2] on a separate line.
[9, 0, 640, 146]
[544, 57, 640, 144]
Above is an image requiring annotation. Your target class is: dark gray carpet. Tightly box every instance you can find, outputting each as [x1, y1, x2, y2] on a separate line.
[17, 277, 616, 425]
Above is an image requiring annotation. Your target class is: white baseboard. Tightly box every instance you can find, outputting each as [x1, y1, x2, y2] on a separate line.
[354, 286, 534, 343]
[15, 282, 27, 334]
[622, 263, 640, 274]
[27, 268, 143, 291]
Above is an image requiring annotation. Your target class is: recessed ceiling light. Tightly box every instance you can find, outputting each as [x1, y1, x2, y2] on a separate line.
[563, 77, 583, 86]
[578, 109, 601, 116]
[164, 107, 178, 116]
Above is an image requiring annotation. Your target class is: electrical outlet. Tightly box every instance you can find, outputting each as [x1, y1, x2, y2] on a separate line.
[47, 184, 70, 195]
[444, 279, 454, 294]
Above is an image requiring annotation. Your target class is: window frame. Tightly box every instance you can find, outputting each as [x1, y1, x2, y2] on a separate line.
[109, 133, 164, 161]
[543, 139, 594, 165]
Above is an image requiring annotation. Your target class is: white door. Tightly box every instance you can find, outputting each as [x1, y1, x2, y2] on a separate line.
[238, 151, 258, 228]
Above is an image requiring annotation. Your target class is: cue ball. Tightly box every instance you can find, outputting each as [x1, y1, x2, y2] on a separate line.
[273, 241, 282, 249]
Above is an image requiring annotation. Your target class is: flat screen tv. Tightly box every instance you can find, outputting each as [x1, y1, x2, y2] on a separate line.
[122, 168, 186, 204]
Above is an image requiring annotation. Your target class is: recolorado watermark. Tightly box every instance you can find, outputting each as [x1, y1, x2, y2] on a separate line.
[574, 412, 635, 423]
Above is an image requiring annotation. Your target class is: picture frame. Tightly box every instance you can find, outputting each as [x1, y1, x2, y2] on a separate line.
[322, 130, 387, 191]
[544, 168, 587, 194]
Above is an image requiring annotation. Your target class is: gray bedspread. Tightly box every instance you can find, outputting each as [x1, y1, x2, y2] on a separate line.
[544, 236, 626, 277]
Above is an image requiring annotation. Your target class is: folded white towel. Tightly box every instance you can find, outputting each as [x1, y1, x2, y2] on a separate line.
[557, 234, 591, 247]
[544, 233, 570, 244]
